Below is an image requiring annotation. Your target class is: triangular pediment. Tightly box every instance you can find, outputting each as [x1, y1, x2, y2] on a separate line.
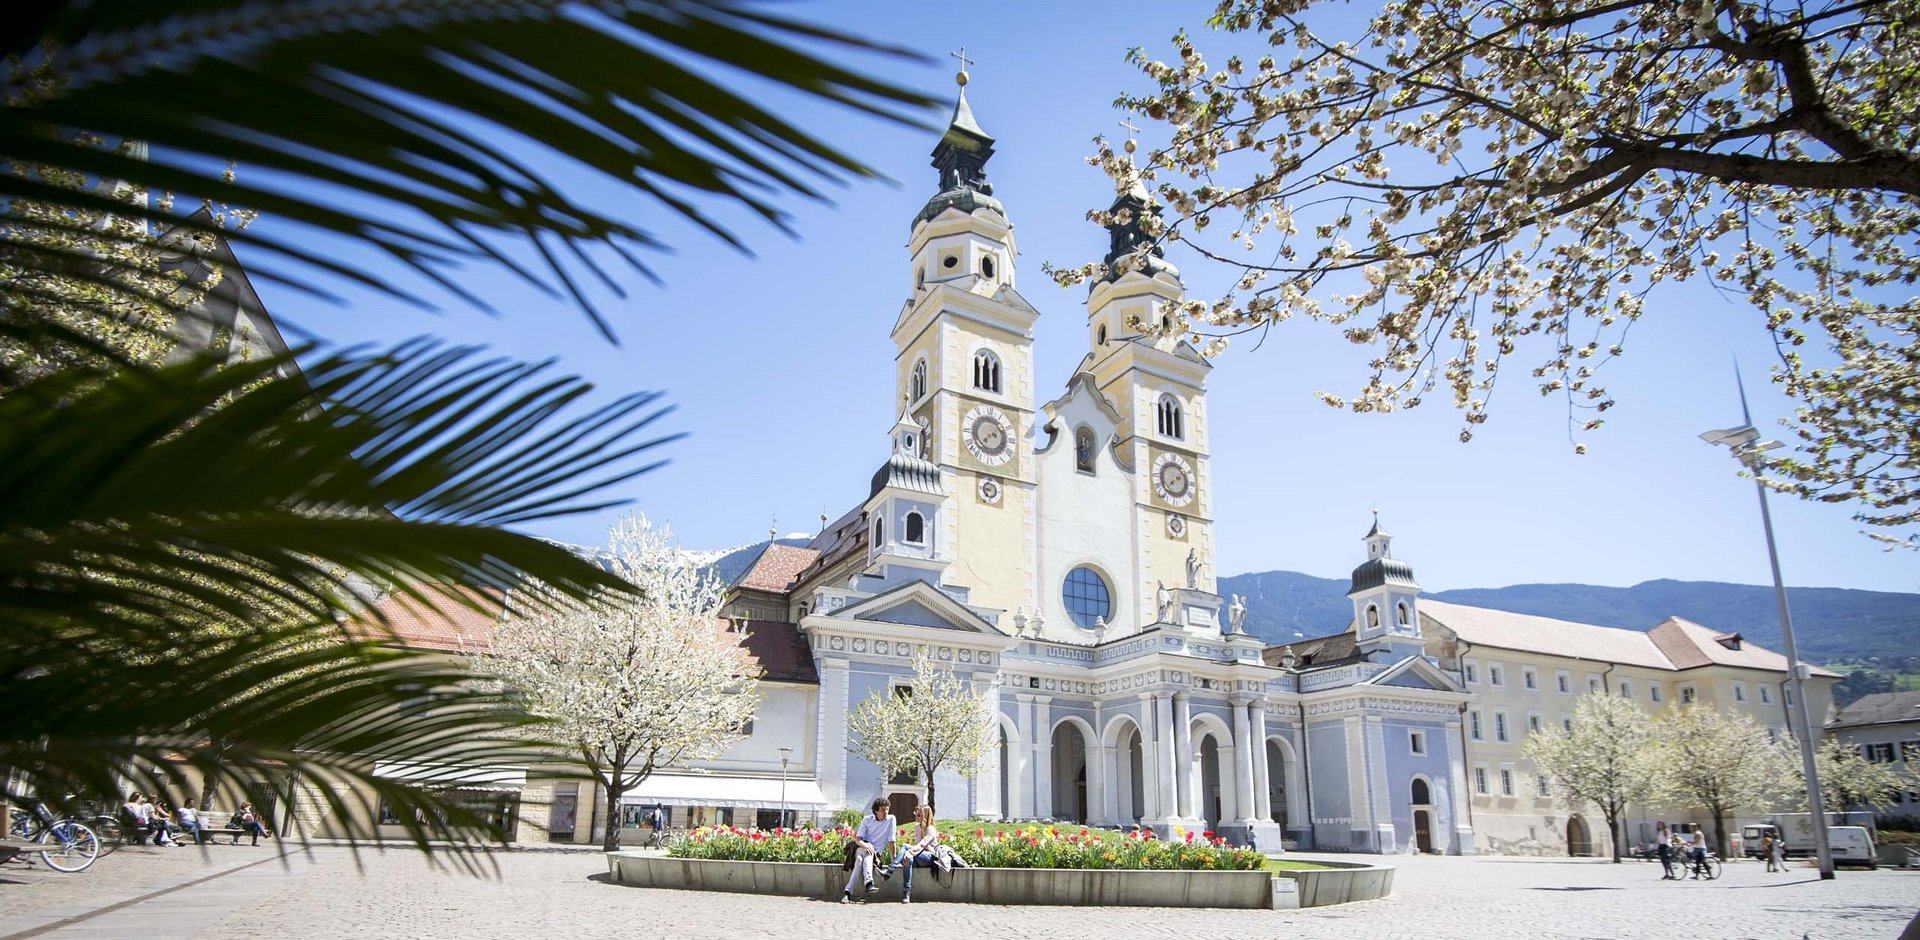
[1363, 655, 1464, 693]
[837, 580, 1003, 634]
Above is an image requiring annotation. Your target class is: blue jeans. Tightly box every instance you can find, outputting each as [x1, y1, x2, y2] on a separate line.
[899, 851, 936, 892]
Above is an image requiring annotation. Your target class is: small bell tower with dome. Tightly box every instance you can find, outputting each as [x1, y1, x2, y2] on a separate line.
[1348, 512, 1426, 660]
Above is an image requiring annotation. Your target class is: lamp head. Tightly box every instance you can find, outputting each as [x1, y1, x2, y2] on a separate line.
[1699, 425, 1760, 448]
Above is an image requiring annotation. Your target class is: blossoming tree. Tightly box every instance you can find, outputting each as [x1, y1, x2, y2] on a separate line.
[1653, 704, 1798, 854]
[1064, 0, 1920, 544]
[845, 651, 995, 817]
[1809, 737, 1920, 824]
[1522, 691, 1662, 861]
[474, 514, 760, 851]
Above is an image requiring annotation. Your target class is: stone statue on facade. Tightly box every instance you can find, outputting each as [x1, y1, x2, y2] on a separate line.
[1185, 548, 1202, 589]
[1228, 594, 1247, 634]
[1155, 581, 1172, 622]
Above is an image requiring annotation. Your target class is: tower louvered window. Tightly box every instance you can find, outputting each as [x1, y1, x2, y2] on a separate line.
[1156, 394, 1184, 440]
[972, 350, 1001, 393]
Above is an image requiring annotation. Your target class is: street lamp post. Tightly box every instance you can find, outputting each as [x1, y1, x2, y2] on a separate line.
[778, 746, 792, 829]
[1699, 381, 1835, 881]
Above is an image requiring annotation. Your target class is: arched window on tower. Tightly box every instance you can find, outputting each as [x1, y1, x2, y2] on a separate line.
[1074, 426, 1096, 473]
[972, 349, 1001, 393]
[909, 359, 927, 402]
[1156, 394, 1184, 440]
[1366, 604, 1380, 628]
[1096, 324, 1108, 345]
[873, 518, 884, 549]
[904, 511, 926, 545]
[1397, 602, 1410, 625]
[980, 254, 996, 280]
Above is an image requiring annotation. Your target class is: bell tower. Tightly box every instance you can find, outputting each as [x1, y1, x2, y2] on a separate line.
[1348, 512, 1425, 660]
[1084, 140, 1213, 613]
[889, 58, 1040, 624]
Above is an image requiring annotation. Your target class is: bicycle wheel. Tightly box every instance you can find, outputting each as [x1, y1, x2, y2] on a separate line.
[39, 822, 99, 872]
[89, 815, 123, 844]
[1705, 858, 1723, 880]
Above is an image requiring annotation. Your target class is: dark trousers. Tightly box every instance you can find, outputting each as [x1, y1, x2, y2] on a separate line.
[240, 820, 267, 845]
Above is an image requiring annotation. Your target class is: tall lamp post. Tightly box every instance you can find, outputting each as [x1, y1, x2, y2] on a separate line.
[778, 746, 793, 829]
[1699, 381, 1835, 880]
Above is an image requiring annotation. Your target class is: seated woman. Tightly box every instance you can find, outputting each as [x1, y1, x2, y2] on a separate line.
[880, 806, 939, 904]
[233, 802, 272, 846]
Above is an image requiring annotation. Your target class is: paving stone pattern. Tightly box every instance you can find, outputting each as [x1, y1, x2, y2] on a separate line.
[1, 846, 1914, 940]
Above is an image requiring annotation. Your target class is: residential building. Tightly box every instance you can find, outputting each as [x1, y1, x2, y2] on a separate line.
[1827, 690, 1920, 822]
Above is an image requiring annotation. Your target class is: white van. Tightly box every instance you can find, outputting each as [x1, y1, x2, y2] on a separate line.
[1827, 826, 1876, 867]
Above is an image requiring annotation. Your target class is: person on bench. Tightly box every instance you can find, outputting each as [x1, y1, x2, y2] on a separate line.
[174, 800, 208, 845]
[232, 802, 271, 845]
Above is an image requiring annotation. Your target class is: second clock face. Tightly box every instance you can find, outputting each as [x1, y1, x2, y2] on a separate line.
[964, 405, 1013, 465]
[1153, 452, 1195, 506]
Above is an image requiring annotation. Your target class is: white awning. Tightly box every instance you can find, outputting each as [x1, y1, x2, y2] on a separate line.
[371, 760, 527, 792]
[619, 773, 829, 809]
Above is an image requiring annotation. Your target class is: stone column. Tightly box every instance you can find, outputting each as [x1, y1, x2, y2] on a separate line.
[1446, 718, 1476, 855]
[818, 659, 850, 809]
[977, 677, 1003, 819]
[1033, 696, 1055, 819]
[1250, 700, 1272, 821]
[1230, 697, 1258, 825]
[1013, 693, 1034, 819]
[1135, 694, 1159, 821]
[1154, 692, 1179, 826]
[1172, 693, 1195, 822]
[1098, 744, 1120, 826]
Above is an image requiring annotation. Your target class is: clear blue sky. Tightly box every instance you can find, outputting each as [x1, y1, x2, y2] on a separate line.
[250, 0, 1915, 594]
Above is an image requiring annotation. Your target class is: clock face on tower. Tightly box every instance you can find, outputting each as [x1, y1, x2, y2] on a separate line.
[1152, 452, 1195, 507]
[963, 405, 1014, 465]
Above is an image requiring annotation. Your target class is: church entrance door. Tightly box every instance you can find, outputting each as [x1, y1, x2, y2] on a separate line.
[1413, 810, 1433, 853]
[888, 792, 920, 825]
[1567, 816, 1592, 856]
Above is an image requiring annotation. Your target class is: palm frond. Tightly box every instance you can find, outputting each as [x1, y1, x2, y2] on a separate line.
[3, 0, 937, 337]
[0, 339, 675, 636]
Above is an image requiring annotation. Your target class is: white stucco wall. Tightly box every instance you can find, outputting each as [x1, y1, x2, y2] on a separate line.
[1033, 383, 1136, 642]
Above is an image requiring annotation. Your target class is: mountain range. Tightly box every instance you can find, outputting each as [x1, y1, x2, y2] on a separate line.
[1215, 569, 1920, 667]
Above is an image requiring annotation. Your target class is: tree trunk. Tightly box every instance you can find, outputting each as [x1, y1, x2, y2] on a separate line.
[601, 778, 625, 853]
[923, 763, 937, 819]
[1709, 805, 1729, 858]
[1604, 807, 1622, 863]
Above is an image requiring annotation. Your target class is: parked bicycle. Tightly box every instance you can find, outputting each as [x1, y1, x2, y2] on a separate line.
[6, 801, 101, 873]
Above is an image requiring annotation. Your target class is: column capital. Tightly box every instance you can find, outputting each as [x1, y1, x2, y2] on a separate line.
[1015, 693, 1035, 703]
[1229, 694, 1255, 707]
[1171, 690, 1191, 702]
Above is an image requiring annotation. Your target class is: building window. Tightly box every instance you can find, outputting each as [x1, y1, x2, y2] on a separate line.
[1074, 426, 1096, 473]
[1411, 777, 1431, 804]
[1759, 685, 1773, 704]
[1499, 768, 1515, 797]
[1463, 660, 1478, 684]
[1097, 324, 1108, 345]
[1680, 685, 1697, 704]
[1494, 711, 1510, 743]
[873, 518, 884, 548]
[1396, 602, 1409, 625]
[1901, 740, 1919, 763]
[1618, 679, 1632, 698]
[1650, 685, 1663, 703]
[1865, 743, 1897, 764]
[909, 359, 927, 402]
[1489, 664, 1505, 687]
[1527, 712, 1542, 734]
[1409, 730, 1427, 755]
[1156, 394, 1184, 439]
[903, 511, 926, 545]
[1061, 566, 1112, 630]
[981, 254, 996, 279]
[1522, 668, 1538, 691]
[1536, 775, 1551, 797]
[1469, 709, 1484, 741]
[1733, 681, 1748, 703]
[1473, 766, 1489, 796]
[1588, 675, 1602, 694]
[1562, 717, 1573, 732]
[739, 719, 754, 736]
[1366, 604, 1380, 628]
[972, 349, 1001, 393]
[1555, 671, 1571, 694]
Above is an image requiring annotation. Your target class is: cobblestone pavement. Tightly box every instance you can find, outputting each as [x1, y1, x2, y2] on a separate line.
[2, 846, 1914, 940]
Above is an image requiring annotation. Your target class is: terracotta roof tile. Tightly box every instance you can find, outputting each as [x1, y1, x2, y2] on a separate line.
[1420, 599, 1675, 669]
[1647, 617, 1841, 677]
[733, 544, 821, 594]
[344, 585, 504, 652]
[734, 619, 819, 684]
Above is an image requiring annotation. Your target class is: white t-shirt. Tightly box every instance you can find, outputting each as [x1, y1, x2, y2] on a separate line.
[178, 807, 197, 824]
[128, 802, 150, 823]
[855, 814, 896, 851]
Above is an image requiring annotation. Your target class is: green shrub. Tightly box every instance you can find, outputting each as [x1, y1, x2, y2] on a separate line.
[830, 809, 864, 829]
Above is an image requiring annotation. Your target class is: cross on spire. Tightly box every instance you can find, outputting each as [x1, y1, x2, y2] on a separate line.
[1119, 116, 1140, 141]
[949, 46, 974, 76]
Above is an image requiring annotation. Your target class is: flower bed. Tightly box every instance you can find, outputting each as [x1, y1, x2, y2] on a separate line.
[667, 824, 1265, 872]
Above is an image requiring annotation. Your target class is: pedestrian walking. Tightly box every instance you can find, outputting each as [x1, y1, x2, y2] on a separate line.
[1770, 833, 1787, 873]
[1761, 833, 1777, 872]
[1656, 836, 1675, 879]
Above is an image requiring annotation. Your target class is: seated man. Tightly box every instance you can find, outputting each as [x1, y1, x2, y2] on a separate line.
[840, 798, 895, 904]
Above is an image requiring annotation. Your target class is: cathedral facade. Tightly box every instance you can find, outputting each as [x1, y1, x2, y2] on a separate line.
[714, 79, 1475, 855]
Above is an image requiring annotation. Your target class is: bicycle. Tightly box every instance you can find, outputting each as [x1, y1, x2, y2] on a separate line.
[7, 801, 101, 873]
[1680, 849, 1723, 881]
